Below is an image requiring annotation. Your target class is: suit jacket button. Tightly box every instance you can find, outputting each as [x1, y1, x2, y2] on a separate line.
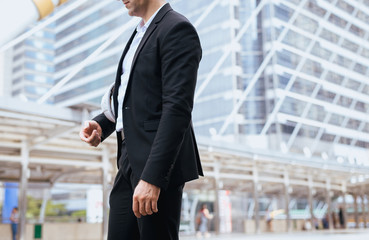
[124, 106, 130, 109]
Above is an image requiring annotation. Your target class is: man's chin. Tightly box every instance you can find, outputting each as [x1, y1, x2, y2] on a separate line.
[127, 10, 136, 17]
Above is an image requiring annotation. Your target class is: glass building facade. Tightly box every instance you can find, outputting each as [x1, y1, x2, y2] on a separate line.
[9, 24, 55, 103]
[7, 0, 369, 165]
[51, 0, 131, 105]
[257, 0, 369, 165]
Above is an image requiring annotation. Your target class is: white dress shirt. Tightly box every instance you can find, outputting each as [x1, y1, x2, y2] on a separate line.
[116, 4, 165, 132]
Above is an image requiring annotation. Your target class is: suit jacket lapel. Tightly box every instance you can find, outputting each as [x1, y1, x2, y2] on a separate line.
[130, 25, 157, 73]
[113, 30, 136, 119]
[130, 4, 172, 73]
[117, 30, 137, 80]
[122, 4, 173, 105]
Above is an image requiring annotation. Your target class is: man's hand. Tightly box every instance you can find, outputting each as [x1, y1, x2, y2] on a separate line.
[79, 121, 102, 147]
[133, 180, 161, 218]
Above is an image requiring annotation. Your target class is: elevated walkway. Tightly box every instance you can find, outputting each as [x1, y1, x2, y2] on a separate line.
[1, 97, 369, 239]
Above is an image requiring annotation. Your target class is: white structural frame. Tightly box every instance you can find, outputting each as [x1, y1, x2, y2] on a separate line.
[37, 18, 138, 104]
[36, 0, 222, 106]
[217, 0, 308, 137]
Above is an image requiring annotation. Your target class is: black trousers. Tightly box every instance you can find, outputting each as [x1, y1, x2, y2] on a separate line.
[108, 140, 184, 240]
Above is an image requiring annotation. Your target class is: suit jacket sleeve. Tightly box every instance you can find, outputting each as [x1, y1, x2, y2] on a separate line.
[93, 113, 116, 142]
[140, 21, 202, 189]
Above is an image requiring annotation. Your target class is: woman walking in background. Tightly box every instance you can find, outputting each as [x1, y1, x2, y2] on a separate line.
[196, 204, 213, 239]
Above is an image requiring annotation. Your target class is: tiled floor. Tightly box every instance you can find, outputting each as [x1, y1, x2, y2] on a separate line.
[180, 229, 369, 240]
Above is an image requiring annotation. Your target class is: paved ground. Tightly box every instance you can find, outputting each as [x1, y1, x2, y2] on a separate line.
[180, 229, 369, 240]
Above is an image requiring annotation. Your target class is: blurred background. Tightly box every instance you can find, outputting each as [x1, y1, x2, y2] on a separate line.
[0, 0, 369, 239]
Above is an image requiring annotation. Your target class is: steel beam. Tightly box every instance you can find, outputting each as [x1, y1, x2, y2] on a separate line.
[253, 165, 260, 234]
[18, 141, 30, 240]
[284, 171, 291, 232]
[361, 190, 367, 228]
[238, 0, 309, 137]
[354, 193, 359, 228]
[194, 0, 268, 102]
[38, 18, 138, 104]
[213, 156, 221, 235]
[284, 0, 339, 151]
[325, 178, 333, 231]
[38, 188, 50, 223]
[308, 175, 315, 231]
[342, 191, 347, 229]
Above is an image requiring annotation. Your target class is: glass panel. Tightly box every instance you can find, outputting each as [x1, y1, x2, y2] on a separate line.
[349, 24, 365, 37]
[342, 39, 359, 53]
[280, 97, 306, 116]
[325, 71, 344, 85]
[345, 79, 361, 91]
[334, 55, 352, 68]
[320, 28, 340, 44]
[316, 89, 336, 103]
[293, 14, 319, 34]
[311, 43, 332, 60]
[337, 96, 353, 108]
[307, 104, 325, 122]
[290, 77, 316, 95]
[336, 0, 354, 14]
[283, 30, 311, 51]
[328, 14, 348, 28]
[304, 1, 326, 17]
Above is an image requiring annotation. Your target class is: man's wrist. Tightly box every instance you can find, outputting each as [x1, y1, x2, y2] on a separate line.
[93, 120, 103, 137]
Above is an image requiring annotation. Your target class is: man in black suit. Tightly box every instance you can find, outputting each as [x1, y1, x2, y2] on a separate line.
[79, 0, 203, 239]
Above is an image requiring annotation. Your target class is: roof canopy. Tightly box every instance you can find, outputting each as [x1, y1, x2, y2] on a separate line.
[0, 97, 368, 195]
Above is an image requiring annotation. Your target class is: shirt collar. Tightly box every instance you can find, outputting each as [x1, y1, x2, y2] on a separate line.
[136, 3, 166, 33]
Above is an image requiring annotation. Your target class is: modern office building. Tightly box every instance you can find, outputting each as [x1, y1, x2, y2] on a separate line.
[192, 0, 369, 169]
[6, 0, 369, 165]
[5, 24, 55, 103]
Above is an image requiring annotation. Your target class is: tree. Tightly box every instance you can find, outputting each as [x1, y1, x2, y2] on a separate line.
[26, 196, 67, 219]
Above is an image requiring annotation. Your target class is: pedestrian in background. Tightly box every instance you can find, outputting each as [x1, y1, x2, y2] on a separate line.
[10, 207, 19, 240]
[196, 204, 213, 239]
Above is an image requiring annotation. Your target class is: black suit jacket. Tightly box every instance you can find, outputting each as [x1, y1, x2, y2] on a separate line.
[93, 3, 203, 190]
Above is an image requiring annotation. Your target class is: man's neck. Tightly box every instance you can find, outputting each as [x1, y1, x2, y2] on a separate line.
[142, 0, 166, 23]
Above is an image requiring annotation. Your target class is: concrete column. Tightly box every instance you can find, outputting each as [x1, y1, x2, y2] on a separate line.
[253, 166, 260, 234]
[354, 193, 359, 228]
[18, 141, 29, 240]
[101, 147, 110, 240]
[325, 179, 333, 231]
[213, 179, 220, 234]
[340, 182, 347, 229]
[283, 171, 291, 232]
[38, 188, 50, 223]
[342, 192, 347, 229]
[361, 193, 367, 228]
[213, 156, 220, 235]
[308, 175, 315, 231]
